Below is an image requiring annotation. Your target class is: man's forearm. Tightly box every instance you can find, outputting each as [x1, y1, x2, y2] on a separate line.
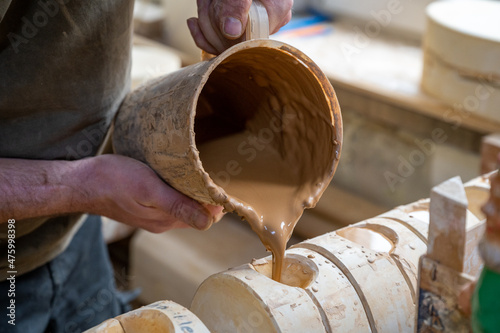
[0, 154, 221, 231]
[0, 158, 89, 221]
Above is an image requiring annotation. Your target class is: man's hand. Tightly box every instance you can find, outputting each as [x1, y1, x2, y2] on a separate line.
[82, 155, 223, 232]
[0, 155, 223, 232]
[187, 0, 293, 54]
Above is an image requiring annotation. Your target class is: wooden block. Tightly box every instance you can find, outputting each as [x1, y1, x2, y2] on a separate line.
[428, 176, 468, 272]
[416, 175, 484, 332]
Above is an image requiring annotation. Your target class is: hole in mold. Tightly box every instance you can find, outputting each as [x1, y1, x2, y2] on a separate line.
[336, 224, 398, 253]
[251, 255, 317, 289]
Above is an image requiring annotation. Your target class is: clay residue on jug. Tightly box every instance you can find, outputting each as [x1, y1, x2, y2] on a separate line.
[195, 47, 339, 282]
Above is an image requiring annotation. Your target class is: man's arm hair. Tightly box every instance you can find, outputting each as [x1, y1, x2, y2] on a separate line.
[0, 155, 221, 231]
[0, 158, 88, 221]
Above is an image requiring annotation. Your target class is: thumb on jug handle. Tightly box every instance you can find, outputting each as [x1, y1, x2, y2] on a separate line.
[201, 0, 269, 61]
[245, 0, 269, 41]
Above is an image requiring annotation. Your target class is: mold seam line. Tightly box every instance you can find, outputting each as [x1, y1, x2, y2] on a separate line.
[238, 274, 282, 333]
[295, 243, 377, 333]
[382, 217, 428, 244]
[305, 289, 333, 333]
[389, 254, 417, 304]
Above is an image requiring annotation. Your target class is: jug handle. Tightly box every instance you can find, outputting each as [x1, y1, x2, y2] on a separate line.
[201, 1, 269, 61]
[245, 0, 269, 41]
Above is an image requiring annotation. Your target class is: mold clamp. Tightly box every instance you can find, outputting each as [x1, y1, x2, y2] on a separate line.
[416, 176, 478, 332]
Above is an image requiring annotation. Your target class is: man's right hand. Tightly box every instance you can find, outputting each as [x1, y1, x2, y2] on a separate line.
[82, 155, 223, 232]
[0, 155, 223, 232]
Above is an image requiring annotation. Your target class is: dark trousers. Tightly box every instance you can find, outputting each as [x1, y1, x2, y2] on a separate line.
[0, 215, 131, 333]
